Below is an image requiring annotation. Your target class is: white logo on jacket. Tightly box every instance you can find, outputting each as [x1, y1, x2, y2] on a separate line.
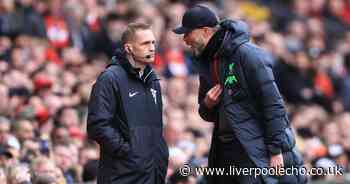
[129, 91, 139, 98]
[150, 88, 157, 104]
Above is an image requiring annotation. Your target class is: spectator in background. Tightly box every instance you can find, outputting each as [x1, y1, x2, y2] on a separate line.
[0, 167, 7, 184]
[7, 163, 32, 184]
[166, 77, 188, 108]
[31, 156, 66, 184]
[341, 52, 350, 111]
[16, 0, 47, 38]
[0, 0, 24, 38]
[63, 1, 97, 55]
[95, 13, 127, 58]
[53, 143, 74, 184]
[0, 144, 13, 168]
[0, 116, 11, 145]
[324, 0, 350, 42]
[78, 143, 99, 167]
[31, 156, 57, 179]
[43, 0, 70, 50]
[13, 119, 35, 144]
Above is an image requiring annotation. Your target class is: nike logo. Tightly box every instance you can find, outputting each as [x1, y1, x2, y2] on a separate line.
[129, 91, 139, 98]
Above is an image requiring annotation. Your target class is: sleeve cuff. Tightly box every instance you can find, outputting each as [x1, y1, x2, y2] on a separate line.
[267, 144, 282, 155]
[199, 101, 211, 111]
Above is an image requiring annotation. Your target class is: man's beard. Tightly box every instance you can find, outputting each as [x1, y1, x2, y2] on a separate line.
[193, 43, 206, 57]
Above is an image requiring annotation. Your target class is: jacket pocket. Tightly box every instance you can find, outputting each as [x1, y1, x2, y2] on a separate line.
[129, 127, 154, 173]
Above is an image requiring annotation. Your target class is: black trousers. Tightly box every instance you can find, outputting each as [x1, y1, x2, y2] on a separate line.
[213, 137, 265, 184]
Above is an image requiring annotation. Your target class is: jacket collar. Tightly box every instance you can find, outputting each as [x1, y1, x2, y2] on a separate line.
[193, 20, 250, 82]
[198, 19, 251, 61]
[199, 28, 226, 62]
[108, 48, 159, 84]
[216, 19, 250, 58]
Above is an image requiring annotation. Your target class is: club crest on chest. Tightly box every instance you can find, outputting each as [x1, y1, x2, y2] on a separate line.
[150, 88, 157, 104]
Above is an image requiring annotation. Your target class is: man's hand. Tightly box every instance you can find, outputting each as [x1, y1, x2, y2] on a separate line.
[270, 153, 284, 176]
[204, 84, 223, 109]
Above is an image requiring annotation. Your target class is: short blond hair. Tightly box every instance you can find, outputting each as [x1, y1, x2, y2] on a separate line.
[121, 22, 152, 45]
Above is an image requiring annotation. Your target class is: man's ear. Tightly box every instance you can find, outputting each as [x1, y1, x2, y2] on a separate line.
[124, 44, 132, 54]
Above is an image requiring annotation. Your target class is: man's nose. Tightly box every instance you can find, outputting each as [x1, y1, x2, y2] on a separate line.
[183, 35, 190, 46]
[150, 42, 156, 52]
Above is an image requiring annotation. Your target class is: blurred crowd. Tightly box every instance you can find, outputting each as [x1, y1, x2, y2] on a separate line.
[1, 0, 350, 183]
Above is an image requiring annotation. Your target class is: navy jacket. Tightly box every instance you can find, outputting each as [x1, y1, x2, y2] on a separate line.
[197, 20, 307, 184]
[87, 50, 169, 184]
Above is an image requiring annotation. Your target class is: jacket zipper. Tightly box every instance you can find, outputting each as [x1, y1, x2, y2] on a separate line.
[143, 69, 153, 83]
